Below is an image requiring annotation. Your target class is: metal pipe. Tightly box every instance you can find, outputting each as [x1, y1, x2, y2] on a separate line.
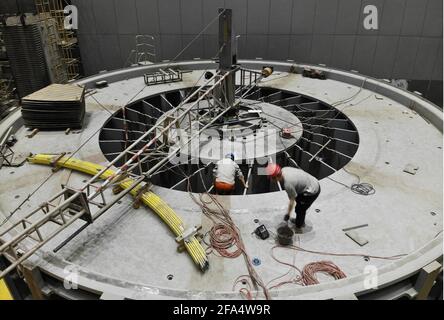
[309, 139, 332, 162]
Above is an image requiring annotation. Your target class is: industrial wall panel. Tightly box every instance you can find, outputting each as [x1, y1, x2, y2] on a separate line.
[268, 0, 293, 34]
[335, 0, 362, 35]
[0, 0, 35, 14]
[391, 37, 420, 79]
[158, 0, 181, 34]
[351, 35, 378, 76]
[432, 40, 443, 81]
[97, 35, 122, 71]
[289, 35, 313, 63]
[245, 35, 268, 59]
[160, 35, 183, 60]
[181, 36, 204, 60]
[313, 0, 339, 35]
[225, 0, 248, 35]
[358, 0, 385, 35]
[247, 0, 270, 34]
[331, 35, 356, 70]
[92, 0, 118, 35]
[0, 0, 18, 14]
[379, 0, 405, 35]
[203, 35, 218, 58]
[400, 0, 427, 36]
[65, 0, 442, 81]
[114, 0, 138, 35]
[136, 0, 160, 35]
[78, 34, 103, 75]
[203, 0, 225, 35]
[310, 35, 334, 65]
[267, 35, 291, 60]
[119, 34, 136, 67]
[422, 0, 443, 37]
[236, 34, 248, 58]
[372, 36, 399, 78]
[412, 38, 442, 80]
[291, 0, 317, 34]
[181, 0, 203, 34]
[72, 0, 97, 35]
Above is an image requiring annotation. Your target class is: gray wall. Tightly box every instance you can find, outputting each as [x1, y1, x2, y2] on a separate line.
[1, 0, 442, 82]
[0, 0, 36, 14]
[71, 0, 442, 83]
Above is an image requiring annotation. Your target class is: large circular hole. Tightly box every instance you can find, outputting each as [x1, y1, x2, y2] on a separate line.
[99, 87, 359, 195]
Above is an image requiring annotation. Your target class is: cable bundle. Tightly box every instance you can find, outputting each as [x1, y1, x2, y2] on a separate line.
[209, 223, 242, 258]
[187, 175, 271, 300]
[351, 182, 375, 196]
[301, 261, 346, 286]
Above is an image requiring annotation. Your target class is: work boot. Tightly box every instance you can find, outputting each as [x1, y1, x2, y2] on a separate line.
[295, 224, 312, 234]
[290, 218, 305, 228]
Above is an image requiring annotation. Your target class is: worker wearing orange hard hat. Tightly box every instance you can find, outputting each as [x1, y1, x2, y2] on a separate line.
[266, 163, 320, 233]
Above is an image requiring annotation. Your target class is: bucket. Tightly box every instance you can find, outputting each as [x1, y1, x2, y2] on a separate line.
[277, 225, 294, 246]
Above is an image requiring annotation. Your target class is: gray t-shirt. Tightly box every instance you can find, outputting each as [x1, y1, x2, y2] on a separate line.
[213, 158, 244, 184]
[282, 167, 320, 199]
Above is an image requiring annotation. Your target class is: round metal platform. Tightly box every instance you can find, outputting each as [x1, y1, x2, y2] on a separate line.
[0, 60, 442, 300]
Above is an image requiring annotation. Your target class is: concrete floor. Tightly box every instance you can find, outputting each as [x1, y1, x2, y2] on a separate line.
[0, 61, 442, 299]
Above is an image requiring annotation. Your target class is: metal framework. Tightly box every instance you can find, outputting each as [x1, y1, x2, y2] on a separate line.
[0, 128, 14, 169]
[35, 0, 80, 81]
[0, 70, 235, 279]
[144, 68, 183, 86]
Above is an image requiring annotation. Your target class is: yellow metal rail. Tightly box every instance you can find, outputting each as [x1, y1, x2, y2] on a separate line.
[28, 154, 209, 271]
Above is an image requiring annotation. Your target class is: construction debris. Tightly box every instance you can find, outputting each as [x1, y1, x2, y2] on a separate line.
[342, 224, 369, 232]
[302, 68, 326, 80]
[403, 163, 419, 175]
[345, 230, 368, 246]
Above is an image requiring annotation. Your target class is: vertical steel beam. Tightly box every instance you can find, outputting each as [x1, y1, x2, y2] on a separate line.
[22, 266, 45, 300]
[218, 8, 236, 107]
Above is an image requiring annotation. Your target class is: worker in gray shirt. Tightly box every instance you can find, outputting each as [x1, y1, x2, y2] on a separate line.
[213, 153, 248, 195]
[266, 164, 320, 233]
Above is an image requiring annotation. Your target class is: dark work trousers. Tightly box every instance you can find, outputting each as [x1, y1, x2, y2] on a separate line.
[295, 187, 321, 228]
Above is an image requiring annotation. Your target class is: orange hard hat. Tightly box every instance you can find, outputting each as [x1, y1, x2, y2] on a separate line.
[266, 163, 282, 178]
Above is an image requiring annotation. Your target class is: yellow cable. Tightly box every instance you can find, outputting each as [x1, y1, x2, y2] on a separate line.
[0, 278, 13, 300]
[28, 154, 209, 271]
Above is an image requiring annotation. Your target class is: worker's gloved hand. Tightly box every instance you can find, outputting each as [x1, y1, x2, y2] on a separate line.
[245, 184, 249, 189]
[284, 214, 290, 222]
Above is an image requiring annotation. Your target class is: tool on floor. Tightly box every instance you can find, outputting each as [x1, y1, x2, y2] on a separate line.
[254, 224, 270, 240]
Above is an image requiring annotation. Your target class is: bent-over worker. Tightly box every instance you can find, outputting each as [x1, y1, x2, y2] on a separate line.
[266, 164, 321, 233]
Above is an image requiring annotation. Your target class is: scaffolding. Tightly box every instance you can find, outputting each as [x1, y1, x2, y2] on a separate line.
[124, 35, 157, 67]
[0, 26, 18, 118]
[35, 0, 80, 81]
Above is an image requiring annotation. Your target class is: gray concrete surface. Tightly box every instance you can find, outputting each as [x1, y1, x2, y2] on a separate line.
[0, 60, 442, 299]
